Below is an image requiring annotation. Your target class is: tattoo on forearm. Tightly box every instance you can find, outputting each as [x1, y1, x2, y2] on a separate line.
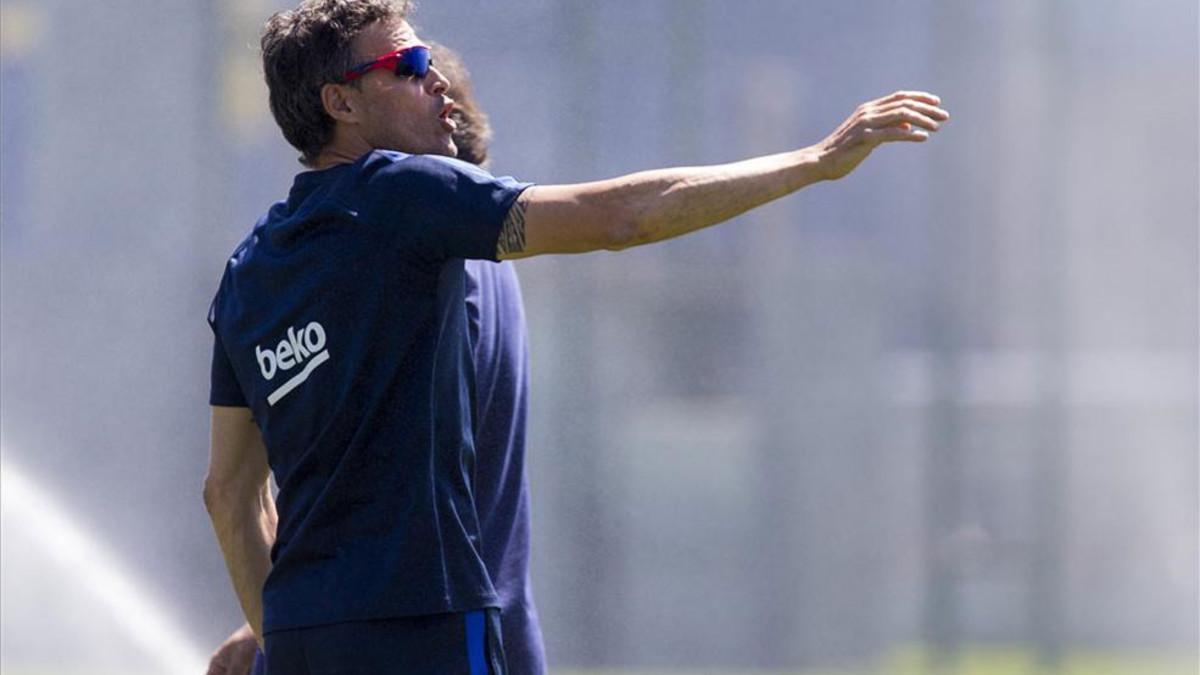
[497, 195, 528, 257]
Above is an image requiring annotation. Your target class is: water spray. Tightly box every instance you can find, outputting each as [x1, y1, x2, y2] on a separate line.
[1, 457, 208, 673]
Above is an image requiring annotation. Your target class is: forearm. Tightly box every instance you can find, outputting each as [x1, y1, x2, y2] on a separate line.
[538, 147, 824, 253]
[206, 481, 276, 644]
[610, 147, 825, 248]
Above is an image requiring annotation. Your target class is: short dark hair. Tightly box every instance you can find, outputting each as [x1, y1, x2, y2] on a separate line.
[429, 42, 493, 168]
[261, 0, 411, 166]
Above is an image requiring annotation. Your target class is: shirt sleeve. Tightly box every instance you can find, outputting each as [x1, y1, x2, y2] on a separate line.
[209, 329, 248, 407]
[379, 154, 532, 262]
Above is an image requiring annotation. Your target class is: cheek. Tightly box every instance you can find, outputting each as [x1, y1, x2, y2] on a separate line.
[359, 97, 388, 129]
[399, 97, 429, 124]
[377, 95, 416, 126]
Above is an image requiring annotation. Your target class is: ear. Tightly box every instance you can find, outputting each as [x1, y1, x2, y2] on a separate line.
[320, 82, 360, 124]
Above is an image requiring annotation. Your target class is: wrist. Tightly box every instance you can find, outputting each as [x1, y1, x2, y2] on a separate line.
[789, 146, 830, 187]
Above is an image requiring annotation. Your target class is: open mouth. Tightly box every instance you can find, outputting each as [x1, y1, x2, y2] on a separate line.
[438, 101, 457, 132]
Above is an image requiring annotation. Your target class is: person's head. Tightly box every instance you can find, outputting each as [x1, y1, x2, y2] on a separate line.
[261, 0, 457, 166]
[429, 42, 493, 168]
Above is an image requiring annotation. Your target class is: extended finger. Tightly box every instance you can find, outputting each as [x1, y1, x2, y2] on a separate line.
[873, 90, 942, 107]
[869, 99, 950, 122]
[863, 123, 930, 143]
[864, 108, 942, 132]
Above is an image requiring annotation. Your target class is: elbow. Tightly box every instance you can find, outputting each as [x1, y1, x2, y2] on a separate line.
[203, 474, 235, 517]
[202, 476, 221, 515]
[602, 210, 651, 252]
[204, 472, 268, 521]
[603, 223, 639, 251]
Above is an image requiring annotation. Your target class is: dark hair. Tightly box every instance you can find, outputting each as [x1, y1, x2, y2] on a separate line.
[261, 0, 411, 166]
[429, 42, 493, 168]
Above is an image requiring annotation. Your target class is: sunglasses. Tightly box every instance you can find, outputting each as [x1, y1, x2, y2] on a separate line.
[340, 45, 433, 83]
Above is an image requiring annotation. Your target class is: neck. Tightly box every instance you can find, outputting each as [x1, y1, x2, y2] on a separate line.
[310, 147, 365, 170]
[311, 127, 373, 170]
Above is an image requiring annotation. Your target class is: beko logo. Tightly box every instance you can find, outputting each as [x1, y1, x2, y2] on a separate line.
[255, 321, 330, 406]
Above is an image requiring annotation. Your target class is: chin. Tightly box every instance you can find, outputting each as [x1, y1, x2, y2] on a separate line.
[403, 136, 455, 158]
[443, 139, 459, 159]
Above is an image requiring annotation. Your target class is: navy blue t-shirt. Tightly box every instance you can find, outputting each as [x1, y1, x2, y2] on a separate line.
[207, 150, 530, 633]
[465, 260, 546, 674]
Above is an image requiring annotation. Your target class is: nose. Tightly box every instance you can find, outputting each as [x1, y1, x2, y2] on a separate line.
[426, 66, 450, 96]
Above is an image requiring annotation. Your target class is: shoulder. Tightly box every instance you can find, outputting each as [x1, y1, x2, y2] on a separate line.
[208, 206, 277, 327]
[361, 150, 495, 187]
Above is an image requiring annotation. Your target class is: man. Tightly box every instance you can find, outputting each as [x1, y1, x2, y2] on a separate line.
[205, 42, 546, 675]
[203, 1, 947, 672]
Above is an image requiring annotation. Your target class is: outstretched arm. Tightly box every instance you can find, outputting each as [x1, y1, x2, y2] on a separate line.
[204, 406, 276, 647]
[497, 91, 948, 259]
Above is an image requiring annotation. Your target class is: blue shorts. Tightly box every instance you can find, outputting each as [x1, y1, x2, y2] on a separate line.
[258, 609, 506, 675]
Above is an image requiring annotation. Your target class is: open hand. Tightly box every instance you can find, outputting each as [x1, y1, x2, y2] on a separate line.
[815, 91, 949, 181]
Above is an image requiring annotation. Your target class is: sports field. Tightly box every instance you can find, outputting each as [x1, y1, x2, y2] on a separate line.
[2, 645, 1197, 674]
[557, 647, 1198, 675]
